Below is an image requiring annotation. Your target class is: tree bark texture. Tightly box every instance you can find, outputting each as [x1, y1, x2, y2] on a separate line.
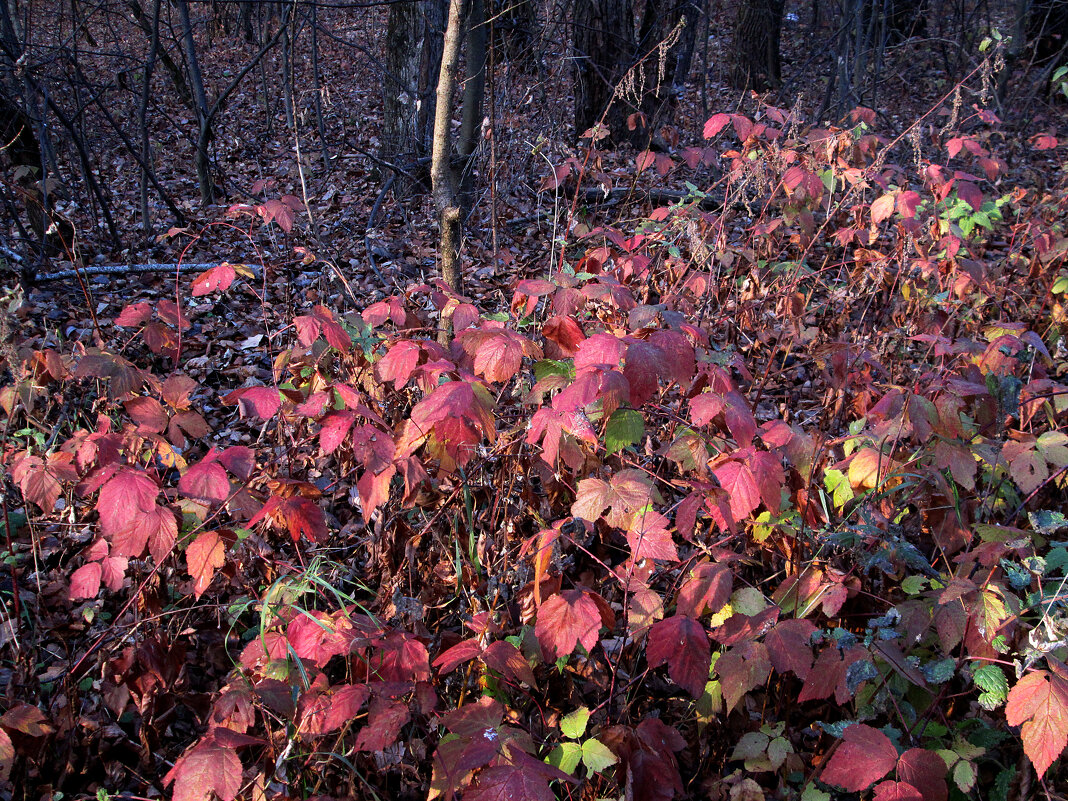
[432, 0, 466, 297]
[382, 0, 447, 195]
[728, 0, 784, 91]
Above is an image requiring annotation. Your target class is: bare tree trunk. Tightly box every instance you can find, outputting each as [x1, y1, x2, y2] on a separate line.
[382, 0, 447, 195]
[432, 0, 467, 303]
[573, 0, 635, 141]
[176, 0, 215, 203]
[139, 0, 161, 233]
[729, 0, 784, 91]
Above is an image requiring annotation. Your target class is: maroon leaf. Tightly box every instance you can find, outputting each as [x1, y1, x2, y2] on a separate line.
[354, 698, 410, 752]
[873, 782, 924, 801]
[464, 764, 557, 801]
[624, 341, 664, 406]
[125, 396, 168, 433]
[712, 459, 761, 523]
[433, 638, 483, 674]
[218, 446, 256, 480]
[676, 561, 732, 618]
[482, 640, 536, 686]
[647, 615, 710, 697]
[411, 381, 474, 428]
[765, 619, 817, 679]
[716, 641, 771, 712]
[322, 683, 370, 734]
[535, 589, 608, 659]
[821, 724, 899, 792]
[164, 737, 242, 801]
[372, 631, 432, 683]
[896, 748, 948, 801]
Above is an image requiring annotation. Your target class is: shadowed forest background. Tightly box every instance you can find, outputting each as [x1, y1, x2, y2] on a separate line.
[0, 1, 1067, 801]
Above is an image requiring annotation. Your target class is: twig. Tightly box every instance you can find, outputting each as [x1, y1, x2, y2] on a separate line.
[33, 262, 227, 282]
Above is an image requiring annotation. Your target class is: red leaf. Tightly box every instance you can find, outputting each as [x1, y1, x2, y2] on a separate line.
[319, 411, 355, 454]
[372, 631, 432, 683]
[1005, 667, 1068, 777]
[97, 469, 158, 540]
[873, 781, 924, 801]
[433, 638, 483, 674]
[764, 619, 817, 679]
[100, 556, 127, 591]
[377, 340, 422, 388]
[636, 150, 656, 172]
[798, 644, 868, 704]
[896, 748, 948, 801]
[626, 507, 678, 562]
[471, 330, 527, 382]
[820, 724, 898, 792]
[312, 305, 351, 350]
[219, 446, 256, 480]
[278, 497, 327, 543]
[624, 341, 665, 406]
[354, 698, 410, 752]
[575, 332, 625, 370]
[186, 531, 226, 598]
[125, 396, 168, 433]
[224, 386, 281, 419]
[647, 614, 710, 697]
[703, 113, 731, 139]
[164, 737, 242, 801]
[465, 764, 557, 801]
[190, 263, 236, 297]
[293, 315, 321, 347]
[956, 181, 983, 211]
[712, 459, 761, 523]
[69, 562, 102, 600]
[411, 381, 474, 428]
[542, 315, 586, 356]
[111, 503, 177, 561]
[676, 561, 732, 618]
[897, 190, 922, 218]
[179, 459, 230, 505]
[0, 703, 52, 736]
[482, 640, 536, 686]
[0, 729, 11, 782]
[716, 641, 771, 712]
[1032, 134, 1058, 150]
[115, 302, 152, 327]
[323, 683, 370, 734]
[871, 193, 896, 224]
[535, 589, 608, 659]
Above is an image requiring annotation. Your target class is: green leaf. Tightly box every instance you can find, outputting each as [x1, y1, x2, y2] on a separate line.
[1030, 509, 1068, 536]
[823, 468, 854, 509]
[546, 742, 582, 775]
[560, 707, 591, 740]
[1052, 275, 1068, 294]
[605, 408, 644, 454]
[533, 359, 574, 382]
[973, 663, 1008, 710]
[901, 575, 928, 595]
[922, 657, 956, 684]
[802, 784, 831, 801]
[581, 738, 618, 773]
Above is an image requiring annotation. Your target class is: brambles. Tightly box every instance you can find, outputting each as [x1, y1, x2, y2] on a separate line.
[2, 87, 1067, 801]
